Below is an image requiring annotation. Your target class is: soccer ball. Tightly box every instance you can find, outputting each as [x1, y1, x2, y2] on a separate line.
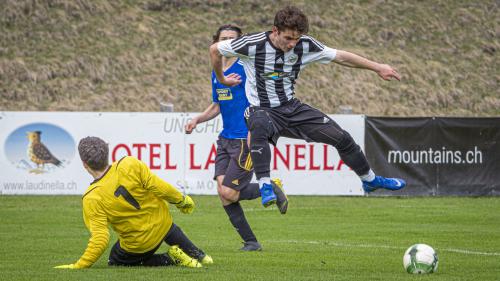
[403, 244, 438, 274]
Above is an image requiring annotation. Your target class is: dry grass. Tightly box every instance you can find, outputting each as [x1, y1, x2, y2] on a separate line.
[1, 0, 498, 116]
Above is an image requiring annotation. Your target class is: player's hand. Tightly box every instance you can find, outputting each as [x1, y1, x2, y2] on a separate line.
[175, 195, 195, 214]
[185, 119, 197, 134]
[54, 263, 81, 269]
[376, 64, 401, 81]
[220, 73, 242, 87]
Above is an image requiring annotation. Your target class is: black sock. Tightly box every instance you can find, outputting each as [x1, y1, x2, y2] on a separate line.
[238, 183, 261, 200]
[164, 224, 206, 260]
[223, 202, 257, 243]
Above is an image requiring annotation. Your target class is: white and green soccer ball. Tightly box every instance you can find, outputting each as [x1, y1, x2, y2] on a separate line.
[403, 244, 439, 274]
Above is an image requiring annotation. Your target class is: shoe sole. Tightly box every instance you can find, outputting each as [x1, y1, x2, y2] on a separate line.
[272, 179, 288, 214]
[240, 242, 263, 251]
[240, 247, 262, 251]
[278, 200, 288, 214]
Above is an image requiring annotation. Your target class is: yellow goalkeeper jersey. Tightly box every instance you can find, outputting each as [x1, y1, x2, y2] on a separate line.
[75, 156, 184, 268]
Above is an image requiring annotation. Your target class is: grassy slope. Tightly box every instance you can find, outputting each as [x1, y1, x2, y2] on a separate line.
[0, 0, 498, 116]
[0, 195, 499, 280]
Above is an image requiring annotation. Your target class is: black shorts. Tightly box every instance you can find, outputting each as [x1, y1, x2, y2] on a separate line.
[108, 239, 162, 266]
[245, 98, 345, 146]
[214, 136, 254, 190]
[108, 223, 205, 266]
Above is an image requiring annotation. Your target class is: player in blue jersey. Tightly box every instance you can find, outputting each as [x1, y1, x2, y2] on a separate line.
[185, 25, 288, 251]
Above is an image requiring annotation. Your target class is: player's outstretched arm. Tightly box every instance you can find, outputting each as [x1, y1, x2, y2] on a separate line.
[54, 200, 110, 269]
[333, 50, 401, 81]
[147, 172, 195, 214]
[137, 159, 186, 203]
[185, 103, 220, 134]
[174, 195, 195, 214]
[210, 43, 241, 87]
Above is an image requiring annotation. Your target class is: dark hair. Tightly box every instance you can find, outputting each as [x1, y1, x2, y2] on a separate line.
[274, 6, 309, 34]
[78, 136, 109, 171]
[212, 24, 242, 44]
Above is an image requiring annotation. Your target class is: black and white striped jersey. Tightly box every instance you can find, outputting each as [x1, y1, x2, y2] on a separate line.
[218, 31, 337, 108]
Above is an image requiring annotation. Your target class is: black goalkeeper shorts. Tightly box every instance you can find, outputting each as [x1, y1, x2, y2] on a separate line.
[108, 223, 205, 266]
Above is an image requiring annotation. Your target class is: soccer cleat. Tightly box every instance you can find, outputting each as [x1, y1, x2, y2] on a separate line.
[167, 245, 202, 268]
[271, 178, 288, 214]
[260, 183, 277, 207]
[200, 254, 213, 265]
[240, 241, 262, 251]
[362, 176, 406, 193]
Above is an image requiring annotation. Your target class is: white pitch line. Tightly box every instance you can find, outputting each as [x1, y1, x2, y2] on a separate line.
[269, 240, 500, 257]
[443, 248, 500, 256]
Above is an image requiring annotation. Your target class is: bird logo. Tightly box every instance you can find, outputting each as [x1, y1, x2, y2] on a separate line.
[26, 131, 62, 173]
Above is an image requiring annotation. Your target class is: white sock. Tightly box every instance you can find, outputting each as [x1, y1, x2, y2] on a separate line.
[258, 177, 271, 188]
[360, 170, 375, 182]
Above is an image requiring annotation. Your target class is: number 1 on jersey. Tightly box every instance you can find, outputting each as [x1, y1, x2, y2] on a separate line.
[114, 185, 141, 210]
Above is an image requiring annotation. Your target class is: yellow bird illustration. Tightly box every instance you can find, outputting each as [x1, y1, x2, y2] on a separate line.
[26, 131, 61, 169]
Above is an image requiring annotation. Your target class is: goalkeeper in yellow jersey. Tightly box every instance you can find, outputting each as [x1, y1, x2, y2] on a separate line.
[54, 136, 212, 269]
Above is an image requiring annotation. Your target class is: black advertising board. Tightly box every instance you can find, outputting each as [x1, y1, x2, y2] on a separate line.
[365, 117, 500, 196]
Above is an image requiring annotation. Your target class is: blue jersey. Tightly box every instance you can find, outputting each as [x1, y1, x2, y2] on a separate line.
[212, 59, 249, 139]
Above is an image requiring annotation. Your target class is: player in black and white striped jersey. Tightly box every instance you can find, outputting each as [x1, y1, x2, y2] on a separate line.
[209, 6, 406, 203]
[220, 31, 336, 108]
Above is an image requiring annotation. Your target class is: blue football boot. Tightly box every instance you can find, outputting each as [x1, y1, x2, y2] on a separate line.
[362, 176, 406, 193]
[260, 183, 277, 207]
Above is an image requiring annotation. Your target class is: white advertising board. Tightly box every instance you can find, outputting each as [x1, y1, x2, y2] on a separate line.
[0, 112, 365, 195]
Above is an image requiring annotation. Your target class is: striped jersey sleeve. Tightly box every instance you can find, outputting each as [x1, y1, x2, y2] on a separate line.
[300, 35, 337, 64]
[218, 32, 266, 57]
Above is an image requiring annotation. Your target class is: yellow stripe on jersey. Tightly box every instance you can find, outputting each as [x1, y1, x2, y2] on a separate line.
[75, 156, 183, 268]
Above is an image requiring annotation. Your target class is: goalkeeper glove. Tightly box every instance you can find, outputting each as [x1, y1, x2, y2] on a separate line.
[54, 263, 83, 269]
[175, 195, 195, 214]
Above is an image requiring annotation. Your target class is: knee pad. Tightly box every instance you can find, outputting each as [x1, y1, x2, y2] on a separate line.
[248, 110, 273, 142]
[335, 130, 370, 175]
[247, 110, 273, 178]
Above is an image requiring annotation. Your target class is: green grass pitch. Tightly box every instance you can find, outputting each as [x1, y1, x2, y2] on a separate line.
[1, 195, 499, 280]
